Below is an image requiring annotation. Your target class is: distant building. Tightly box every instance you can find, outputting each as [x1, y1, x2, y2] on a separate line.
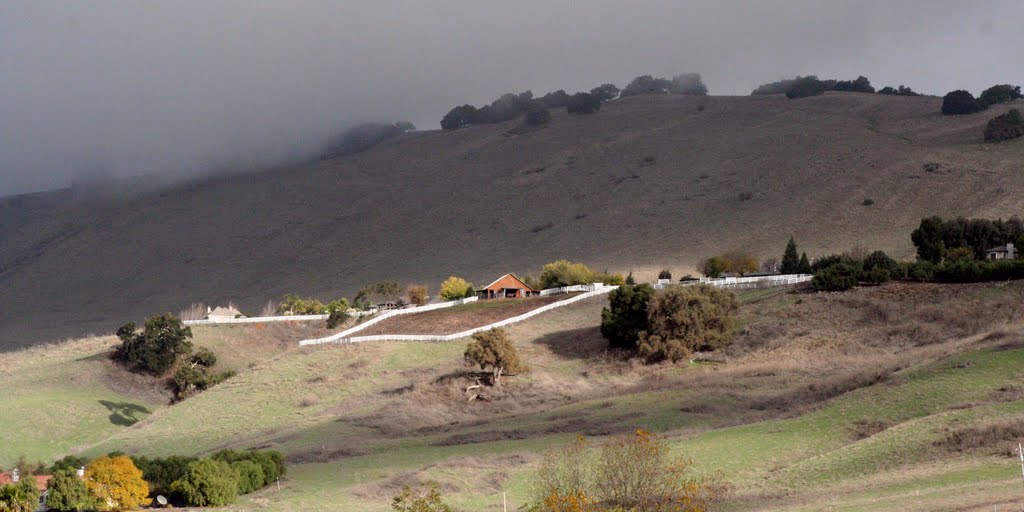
[0, 469, 50, 492]
[205, 305, 245, 320]
[985, 243, 1016, 260]
[478, 273, 539, 299]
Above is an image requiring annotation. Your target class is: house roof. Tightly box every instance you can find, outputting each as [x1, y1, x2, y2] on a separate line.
[986, 245, 1013, 253]
[207, 306, 243, 318]
[479, 273, 536, 292]
[0, 472, 51, 491]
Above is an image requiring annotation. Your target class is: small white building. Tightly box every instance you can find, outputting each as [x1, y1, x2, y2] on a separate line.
[985, 243, 1016, 260]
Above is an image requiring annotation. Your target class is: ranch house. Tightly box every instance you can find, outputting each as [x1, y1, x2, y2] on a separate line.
[478, 273, 539, 299]
[985, 243, 1016, 260]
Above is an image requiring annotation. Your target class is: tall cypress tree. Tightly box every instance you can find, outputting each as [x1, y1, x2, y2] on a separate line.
[781, 237, 800, 274]
[798, 252, 812, 274]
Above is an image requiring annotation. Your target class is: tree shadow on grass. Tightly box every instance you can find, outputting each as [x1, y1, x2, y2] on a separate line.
[98, 400, 151, 426]
[532, 326, 612, 360]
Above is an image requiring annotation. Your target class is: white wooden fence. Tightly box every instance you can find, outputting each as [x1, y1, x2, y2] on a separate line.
[669, 273, 812, 290]
[538, 283, 604, 296]
[299, 285, 617, 346]
[184, 313, 329, 326]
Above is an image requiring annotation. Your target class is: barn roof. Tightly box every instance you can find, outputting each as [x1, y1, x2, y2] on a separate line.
[480, 273, 536, 292]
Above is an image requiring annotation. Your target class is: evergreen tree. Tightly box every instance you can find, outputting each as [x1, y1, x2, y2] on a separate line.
[798, 252, 812, 274]
[780, 237, 800, 274]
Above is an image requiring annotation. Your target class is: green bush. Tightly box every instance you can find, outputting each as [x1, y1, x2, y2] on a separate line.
[524, 104, 551, 126]
[392, 482, 454, 512]
[131, 455, 197, 498]
[860, 250, 900, 283]
[49, 455, 88, 475]
[638, 285, 738, 363]
[464, 328, 524, 386]
[46, 470, 96, 512]
[977, 84, 1022, 108]
[0, 480, 39, 512]
[115, 314, 194, 376]
[812, 263, 860, 291]
[211, 449, 285, 487]
[170, 459, 238, 507]
[230, 461, 265, 495]
[276, 293, 327, 315]
[539, 260, 595, 288]
[600, 284, 655, 350]
[780, 237, 800, 274]
[984, 109, 1024, 142]
[326, 309, 351, 329]
[566, 92, 601, 114]
[589, 83, 620, 101]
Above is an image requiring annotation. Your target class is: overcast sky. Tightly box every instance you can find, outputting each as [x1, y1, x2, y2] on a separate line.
[1, 0, 1022, 196]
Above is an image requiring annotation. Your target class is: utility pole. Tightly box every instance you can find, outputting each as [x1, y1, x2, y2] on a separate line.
[1018, 443, 1024, 486]
[503, 492, 507, 512]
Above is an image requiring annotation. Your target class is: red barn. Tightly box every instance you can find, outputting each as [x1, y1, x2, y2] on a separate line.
[478, 274, 538, 299]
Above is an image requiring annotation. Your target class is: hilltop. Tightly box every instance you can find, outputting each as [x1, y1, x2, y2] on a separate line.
[3, 92, 1024, 348]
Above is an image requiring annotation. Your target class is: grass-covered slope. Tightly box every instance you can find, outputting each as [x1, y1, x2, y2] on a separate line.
[5, 92, 1024, 348]
[4, 282, 1024, 510]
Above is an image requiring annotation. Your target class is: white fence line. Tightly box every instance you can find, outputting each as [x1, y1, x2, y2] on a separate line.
[184, 314, 329, 326]
[663, 273, 812, 290]
[296, 296, 478, 345]
[538, 284, 601, 296]
[299, 285, 617, 346]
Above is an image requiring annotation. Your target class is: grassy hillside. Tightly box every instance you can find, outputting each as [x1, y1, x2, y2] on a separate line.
[3, 93, 1024, 348]
[4, 282, 1024, 510]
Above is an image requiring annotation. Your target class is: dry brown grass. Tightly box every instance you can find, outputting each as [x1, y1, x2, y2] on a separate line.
[936, 417, 1024, 457]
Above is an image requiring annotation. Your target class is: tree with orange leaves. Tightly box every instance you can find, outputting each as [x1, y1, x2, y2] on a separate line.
[83, 456, 151, 511]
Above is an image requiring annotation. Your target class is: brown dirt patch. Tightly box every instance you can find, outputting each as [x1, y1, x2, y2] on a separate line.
[356, 295, 579, 336]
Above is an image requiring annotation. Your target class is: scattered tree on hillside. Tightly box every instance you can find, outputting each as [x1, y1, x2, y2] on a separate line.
[115, 314, 193, 376]
[978, 84, 1023, 109]
[699, 256, 727, 278]
[833, 75, 875, 93]
[638, 284, 738, 363]
[811, 263, 860, 291]
[589, 83, 620, 102]
[942, 90, 981, 115]
[464, 328, 524, 386]
[722, 250, 759, 276]
[539, 89, 571, 109]
[566, 92, 601, 114]
[46, 470, 96, 512]
[877, 85, 920, 96]
[625, 271, 636, 285]
[406, 284, 429, 306]
[669, 73, 708, 95]
[84, 456, 151, 511]
[984, 109, 1024, 142]
[440, 105, 479, 130]
[392, 483, 454, 512]
[780, 237, 801, 274]
[600, 284, 655, 350]
[172, 348, 233, 400]
[438, 276, 474, 301]
[658, 269, 672, 280]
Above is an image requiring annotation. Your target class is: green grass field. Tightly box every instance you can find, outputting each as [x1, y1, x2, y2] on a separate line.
[3, 282, 1024, 510]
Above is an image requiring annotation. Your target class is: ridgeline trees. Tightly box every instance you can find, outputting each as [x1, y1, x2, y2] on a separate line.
[621, 73, 707, 97]
[978, 84, 1023, 109]
[911, 216, 1024, 263]
[877, 85, 920, 96]
[566, 93, 601, 114]
[942, 90, 982, 115]
[464, 328, 523, 386]
[589, 83, 620, 102]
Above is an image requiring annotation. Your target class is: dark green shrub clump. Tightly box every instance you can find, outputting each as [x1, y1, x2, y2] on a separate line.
[812, 263, 860, 291]
[115, 314, 193, 375]
[600, 284, 655, 350]
[524, 104, 551, 126]
[638, 285, 738, 362]
[977, 84, 1023, 109]
[942, 90, 982, 115]
[984, 109, 1024, 142]
[566, 93, 601, 114]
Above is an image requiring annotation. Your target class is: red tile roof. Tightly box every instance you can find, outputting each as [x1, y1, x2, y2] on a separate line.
[0, 471, 51, 491]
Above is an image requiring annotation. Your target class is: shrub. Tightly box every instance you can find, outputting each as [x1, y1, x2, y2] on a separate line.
[944, 246, 975, 264]
[84, 456, 151, 511]
[798, 252, 812, 274]
[46, 469, 95, 512]
[600, 284, 655, 350]
[525, 104, 552, 126]
[589, 83, 620, 102]
[638, 285, 738, 363]
[942, 90, 981, 115]
[210, 450, 285, 487]
[391, 483, 453, 512]
[172, 363, 234, 401]
[531, 431, 727, 511]
[230, 461, 265, 495]
[780, 237, 800, 274]
[877, 85, 919, 96]
[593, 272, 625, 286]
[277, 293, 327, 315]
[0, 482, 38, 512]
[625, 272, 635, 285]
[131, 455, 197, 498]
[439, 276, 474, 301]
[911, 216, 947, 263]
[322, 122, 415, 157]
[50, 456, 88, 475]
[566, 93, 601, 114]
[833, 75, 874, 93]
[860, 250, 900, 283]
[539, 89, 571, 109]
[326, 309, 351, 329]
[170, 459, 237, 507]
[721, 250, 758, 276]
[669, 73, 708, 95]
[984, 109, 1024, 142]
[812, 263, 860, 291]
[902, 261, 935, 281]
[658, 269, 672, 280]
[539, 260, 595, 288]
[464, 328, 524, 385]
[115, 314, 193, 376]
[862, 198, 875, 206]
[977, 84, 1022, 108]
[406, 284, 429, 306]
